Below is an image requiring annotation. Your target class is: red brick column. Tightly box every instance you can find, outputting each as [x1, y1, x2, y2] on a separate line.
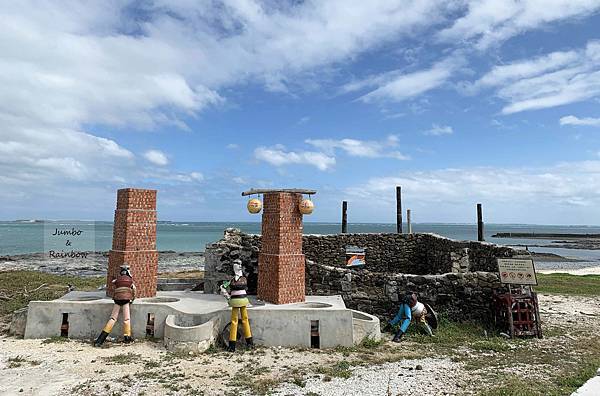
[106, 188, 158, 298]
[257, 192, 305, 304]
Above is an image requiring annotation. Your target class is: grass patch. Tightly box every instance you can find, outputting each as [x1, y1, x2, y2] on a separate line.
[42, 336, 70, 344]
[470, 339, 512, 353]
[7, 355, 41, 368]
[228, 372, 279, 395]
[536, 273, 600, 296]
[102, 353, 141, 365]
[316, 360, 352, 379]
[0, 270, 104, 316]
[479, 357, 600, 396]
[408, 317, 488, 346]
[360, 336, 384, 349]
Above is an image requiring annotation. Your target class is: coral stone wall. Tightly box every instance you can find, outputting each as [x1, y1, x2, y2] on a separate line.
[204, 229, 524, 324]
[106, 188, 158, 298]
[301, 233, 517, 274]
[305, 261, 506, 323]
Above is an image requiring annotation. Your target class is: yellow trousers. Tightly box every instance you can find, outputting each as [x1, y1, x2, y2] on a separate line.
[229, 306, 252, 341]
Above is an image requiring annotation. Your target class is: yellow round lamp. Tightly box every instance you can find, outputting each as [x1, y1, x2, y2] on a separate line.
[299, 199, 314, 215]
[247, 198, 262, 214]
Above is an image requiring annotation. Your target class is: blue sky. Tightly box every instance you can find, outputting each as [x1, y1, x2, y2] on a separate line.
[2, 1, 600, 224]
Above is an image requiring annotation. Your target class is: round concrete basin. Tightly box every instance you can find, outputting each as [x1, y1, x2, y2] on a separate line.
[352, 311, 376, 321]
[140, 297, 180, 303]
[67, 296, 102, 301]
[294, 302, 332, 309]
[351, 309, 381, 344]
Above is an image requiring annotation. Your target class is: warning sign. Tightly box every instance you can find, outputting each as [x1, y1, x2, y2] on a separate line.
[345, 246, 365, 267]
[497, 258, 538, 285]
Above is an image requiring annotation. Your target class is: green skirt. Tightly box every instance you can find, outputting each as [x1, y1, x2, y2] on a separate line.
[229, 297, 249, 308]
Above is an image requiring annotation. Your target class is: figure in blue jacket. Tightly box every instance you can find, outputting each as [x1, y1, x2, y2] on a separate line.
[390, 292, 433, 342]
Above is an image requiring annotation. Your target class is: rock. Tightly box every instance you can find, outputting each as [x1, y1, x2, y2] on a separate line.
[9, 307, 28, 337]
[416, 365, 423, 370]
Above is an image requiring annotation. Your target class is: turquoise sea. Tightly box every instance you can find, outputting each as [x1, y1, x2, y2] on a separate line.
[2, 221, 600, 267]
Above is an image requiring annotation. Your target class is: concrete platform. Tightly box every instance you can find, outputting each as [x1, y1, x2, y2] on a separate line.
[24, 292, 380, 352]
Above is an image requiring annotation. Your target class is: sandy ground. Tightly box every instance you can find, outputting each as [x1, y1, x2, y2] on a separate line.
[0, 338, 473, 396]
[1, 293, 599, 396]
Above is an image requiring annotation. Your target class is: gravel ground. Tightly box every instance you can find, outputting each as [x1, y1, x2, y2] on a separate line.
[273, 358, 470, 396]
[0, 295, 598, 396]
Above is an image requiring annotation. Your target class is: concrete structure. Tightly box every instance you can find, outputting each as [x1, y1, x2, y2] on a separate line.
[255, 190, 308, 305]
[573, 368, 600, 395]
[23, 291, 380, 352]
[22, 186, 381, 351]
[107, 188, 158, 298]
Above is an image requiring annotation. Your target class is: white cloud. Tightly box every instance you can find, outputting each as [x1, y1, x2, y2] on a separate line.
[144, 150, 169, 166]
[189, 172, 204, 182]
[0, 1, 451, 199]
[469, 40, 600, 114]
[423, 124, 454, 136]
[232, 177, 248, 185]
[226, 144, 240, 150]
[560, 115, 600, 127]
[297, 116, 311, 125]
[305, 135, 409, 160]
[438, 0, 600, 49]
[254, 146, 336, 171]
[357, 56, 464, 103]
[466, 50, 580, 92]
[347, 160, 600, 210]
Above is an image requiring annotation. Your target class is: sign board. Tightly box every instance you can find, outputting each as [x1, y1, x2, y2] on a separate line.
[345, 246, 365, 267]
[497, 258, 538, 285]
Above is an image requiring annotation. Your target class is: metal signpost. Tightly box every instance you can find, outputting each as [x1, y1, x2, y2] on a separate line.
[494, 257, 542, 338]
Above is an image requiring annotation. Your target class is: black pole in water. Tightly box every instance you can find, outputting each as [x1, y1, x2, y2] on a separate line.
[396, 186, 402, 233]
[477, 203, 484, 241]
[342, 201, 348, 234]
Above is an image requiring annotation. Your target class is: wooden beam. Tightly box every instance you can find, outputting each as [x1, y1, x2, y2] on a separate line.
[241, 188, 317, 196]
[396, 186, 402, 233]
[477, 203, 484, 242]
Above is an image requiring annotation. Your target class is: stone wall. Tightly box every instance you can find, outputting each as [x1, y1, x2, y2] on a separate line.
[204, 229, 261, 295]
[305, 260, 506, 323]
[302, 233, 519, 274]
[204, 229, 524, 324]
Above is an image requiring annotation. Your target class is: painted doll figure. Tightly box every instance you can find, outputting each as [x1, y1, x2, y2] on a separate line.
[390, 292, 434, 342]
[220, 259, 253, 352]
[94, 264, 136, 346]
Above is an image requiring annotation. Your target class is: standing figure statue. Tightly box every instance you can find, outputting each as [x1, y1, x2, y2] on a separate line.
[94, 264, 136, 346]
[390, 292, 435, 342]
[220, 259, 253, 352]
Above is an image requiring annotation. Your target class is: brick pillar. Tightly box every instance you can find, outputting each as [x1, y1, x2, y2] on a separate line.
[257, 192, 305, 304]
[106, 188, 158, 298]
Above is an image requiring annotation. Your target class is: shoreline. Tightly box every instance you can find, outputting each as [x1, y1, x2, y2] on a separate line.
[0, 251, 204, 277]
[538, 266, 600, 276]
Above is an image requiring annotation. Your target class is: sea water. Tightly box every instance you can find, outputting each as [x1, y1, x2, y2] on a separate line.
[2, 221, 600, 265]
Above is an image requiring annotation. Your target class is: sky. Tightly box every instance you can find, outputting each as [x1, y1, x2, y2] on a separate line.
[2, 1, 600, 224]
